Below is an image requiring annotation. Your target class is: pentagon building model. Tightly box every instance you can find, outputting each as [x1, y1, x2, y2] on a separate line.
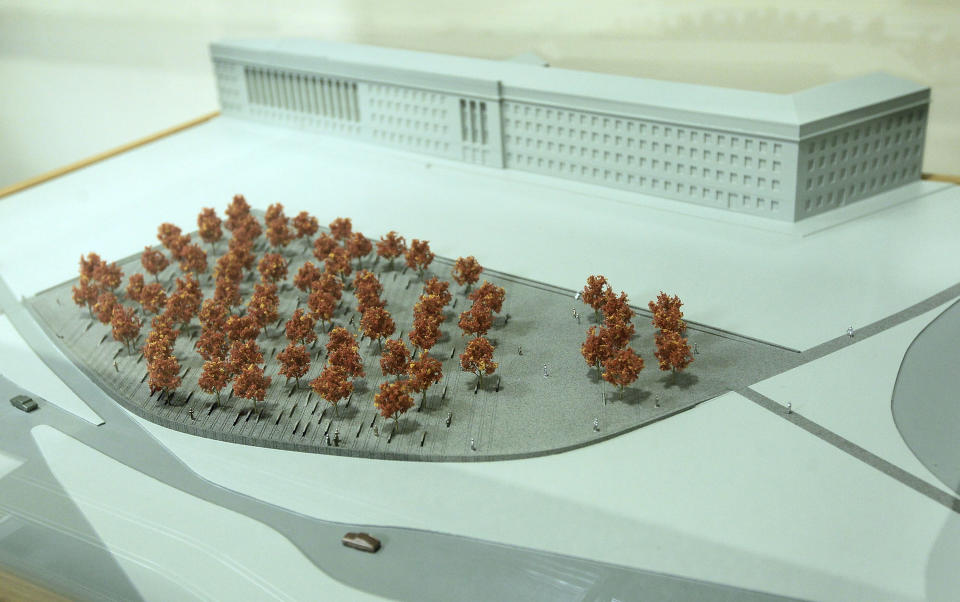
[210, 39, 929, 222]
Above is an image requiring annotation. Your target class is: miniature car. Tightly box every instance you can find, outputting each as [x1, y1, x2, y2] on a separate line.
[9, 395, 38, 413]
[341, 532, 381, 553]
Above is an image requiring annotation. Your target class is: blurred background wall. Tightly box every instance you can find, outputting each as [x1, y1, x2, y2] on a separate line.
[1, 0, 957, 190]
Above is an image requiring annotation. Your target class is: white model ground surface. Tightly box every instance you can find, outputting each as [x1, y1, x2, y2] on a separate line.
[1, 115, 959, 600]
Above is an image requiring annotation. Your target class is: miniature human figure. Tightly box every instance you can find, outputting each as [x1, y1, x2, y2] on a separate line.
[694, 342, 699, 355]
[518, 345, 522, 355]
[374, 425, 380, 437]
[543, 363, 549, 378]
[847, 326, 855, 338]
[113, 361, 119, 372]
[188, 408, 196, 421]
[655, 395, 661, 408]
[326, 434, 332, 446]
[787, 402, 792, 414]
[574, 292, 581, 301]
[334, 429, 341, 447]
[446, 412, 452, 427]
[470, 438, 476, 451]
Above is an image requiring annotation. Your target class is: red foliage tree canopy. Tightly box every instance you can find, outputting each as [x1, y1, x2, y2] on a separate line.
[247, 282, 279, 332]
[654, 330, 693, 374]
[468, 281, 505, 314]
[602, 347, 644, 398]
[164, 290, 200, 330]
[71, 276, 100, 314]
[231, 214, 262, 245]
[307, 289, 336, 325]
[602, 290, 634, 324]
[148, 354, 181, 396]
[266, 220, 295, 250]
[603, 317, 635, 350]
[110, 305, 142, 353]
[226, 236, 256, 269]
[292, 211, 319, 242]
[649, 292, 686, 334]
[407, 355, 442, 402]
[225, 314, 260, 342]
[581, 325, 615, 373]
[379, 338, 411, 378]
[214, 279, 242, 309]
[265, 202, 286, 228]
[459, 337, 497, 386]
[328, 345, 365, 379]
[310, 366, 353, 417]
[198, 298, 229, 332]
[374, 380, 414, 430]
[346, 232, 373, 266]
[312, 232, 338, 262]
[229, 339, 264, 375]
[405, 239, 435, 277]
[178, 243, 207, 275]
[79, 252, 103, 280]
[312, 272, 343, 301]
[195, 328, 229, 361]
[92, 261, 123, 291]
[139, 283, 168, 315]
[294, 261, 323, 293]
[141, 247, 169, 281]
[452, 256, 483, 290]
[258, 253, 288, 283]
[458, 303, 493, 338]
[233, 363, 271, 409]
[126, 273, 145, 303]
[408, 313, 441, 352]
[324, 246, 352, 280]
[423, 277, 452, 307]
[581, 275, 610, 318]
[277, 343, 311, 385]
[197, 207, 223, 246]
[376, 231, 406, 267]
[360, 306, 396, 346]
[224, 194, 251, 231]
[198, 358, 231, 404]
[284, 308, 318, 345]
[326, 326, 356, 355]
[157, 223, 182, 249]
[329, 217, 353, 241]
[414, 294, 446, 322]
[93, 292, 118, 324]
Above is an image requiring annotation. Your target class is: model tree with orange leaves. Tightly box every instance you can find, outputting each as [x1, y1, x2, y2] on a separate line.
[197, 208, 223, 251]
[198, 358, 231, 407]
[71, 277, 100, 317]
[458, 303, 493, 338]
[375, 380, 414, 433]
[654, 330, 693, 376]
[225, 314, 260, 343]
[141, 247, 169, 282]
[452, 256, 483, 293]
[126, 274, 145, 304]
[258, 253, 288, 284]
[380, 338, 411, 378]
[602, 347, 644, 400]
[324, 246, 352, 282]
[581, 325, 615, 379]
[423, 277, 452, 307]
[224, 194, 251, 232]
[178, 244, 207, 275]
[277, 343, 311, 389]
[346, 232, 373, 268]
[294, 261, 323, 293]
[292, 211, 319, 251]
[408, 355, 442, 405]
[110, 305, 142, 353]
[405, 239, 435, 278]
[648, 292, 686, 334]
[329, 217, 352, 241]
[284, 308, 317, 346]
[93, 292, 118, 325]
[266, 220, 295, 251]
[139, 283, 167, 315]
[92, 261, 123, 292]
[148, 354, 181, 399]
[307, 288, 336, 328]
[311, 366, 352, 418]
[233, 363, 271, 411]
[581, 275, 610, 322]
[360, 306, 395, 350]
[313, 232, 338, 262]
[459, 336, 497, 389]
[196, 328, 229, 361]
[468, 281, 505, 314]
[376, 231, 406, 269]
[409, 314, 441, 353]
[247, 282, 279, 336]
[229, 339, 264, 375]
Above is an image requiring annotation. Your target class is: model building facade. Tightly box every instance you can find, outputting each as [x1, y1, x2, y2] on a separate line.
[211, 39, 929, 222]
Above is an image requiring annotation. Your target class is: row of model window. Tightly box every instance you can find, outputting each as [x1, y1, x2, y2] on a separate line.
[460, 100, 489, 145]
[368, 112, 449, 136]
[805, 142, 921, 171]
[368, 84, 445, 105]
[244, 67, 360, 122]
[804, 149, 921, 190]
[504, 103, 783, 153]
[803, 110, 925, 154]
[368, 98, 448, 119]
[371, 129, 451, 153]
[503, 131, 784, 171]
[801, 165, 918, 212]
[506, 152, 786, 205]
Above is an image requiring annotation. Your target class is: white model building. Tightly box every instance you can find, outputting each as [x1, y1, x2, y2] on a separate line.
[210, 39, 930, 222]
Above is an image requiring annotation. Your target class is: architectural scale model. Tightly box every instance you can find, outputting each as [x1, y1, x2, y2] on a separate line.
[211, 38, 930, 222]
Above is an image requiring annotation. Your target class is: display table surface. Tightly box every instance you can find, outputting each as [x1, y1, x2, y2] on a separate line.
[1, 114, 959, 601]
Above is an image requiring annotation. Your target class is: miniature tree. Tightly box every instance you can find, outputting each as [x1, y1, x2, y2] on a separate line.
[468, 281, 505, 314]
[346, 232, 373, 268]
[277, 343, 311, 389]
[292, 211, 319, 251]
[374, 380, 414, 434]
[324, 246, 353, 282]
[423, 277, 452, 306]
[353, 270, 383, 299]
[144, 315, 179, 363]
[408, 314, 441, 353]
[139, 283, 168, 315]
[197, 207, 223, 251]
[293, 261, 323, 293]
[225, 314, 261, 342]
[247, 282, 279, 335]
[165, 290, 200, 331]
[459, 336, 497, 389]
[231, 214, 262, 245]
[458, 303, 493, 338]
[141, 247, 169, 282]
[380, 338, 410, 378]
[226, 236, 256, 269]
[148, 354, 181, 398]
[93, 291, 118, 324]
[360, 306, 395, 350]
[603, 317, 635, 349]
[602, 290, 634, 324]
[167, 234, 192, 262]
[414, 294, 446, 322]
[452, 256, 483, 293]
[198, 358, 231, 407]
[233, 363, 271, 411]
[307, 289, 336, 327]
[649, 292, 686, 334]
[376, 230, 406, 269]
[126, 273, 145, 304]
[71, 276, 100, 317]
[229, 339, 264, 375]
[582, 275, 611, 322]
[92, 261, 123, 292]
[214, 279, 242, 309]
[356, 290, 386, 317]
[313, 271, 343, 301]
[329, 216, 352, 241]
[311, 366, 352, 418]
[258, 253, 288, 284]
[602, 347, 644, 400]
[407, 355, 442, 404]
[110, 305, 142, 353]
[581, 325, 614, 378]
[312, 232, 338, 262]
[265, 202, 286, 227]
[224, 194, 251, 231]
[215, 251, 245, 283]
[405, 239, 435, 278]
[266, 220, 295, 251]
[79, 252, 103, 280]
[328, 345, 365, 379]
[178, 243, 207, 275]
[196, 328, 229, 361]
[326, 326, 356, 355]
[654, 330, 693, 375]
[198, 299, 229, 332]
[157, 223, 182, 249]
[284, 308, 318, 345]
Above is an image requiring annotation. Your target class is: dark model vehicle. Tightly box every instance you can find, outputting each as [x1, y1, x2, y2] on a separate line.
[10, 395, 38, 413]
[341, 532, 381, 553]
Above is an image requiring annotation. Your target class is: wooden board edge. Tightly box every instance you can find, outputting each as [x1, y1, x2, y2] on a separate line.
[922, 172, 960, 185]
[0, 111, 220, 200]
